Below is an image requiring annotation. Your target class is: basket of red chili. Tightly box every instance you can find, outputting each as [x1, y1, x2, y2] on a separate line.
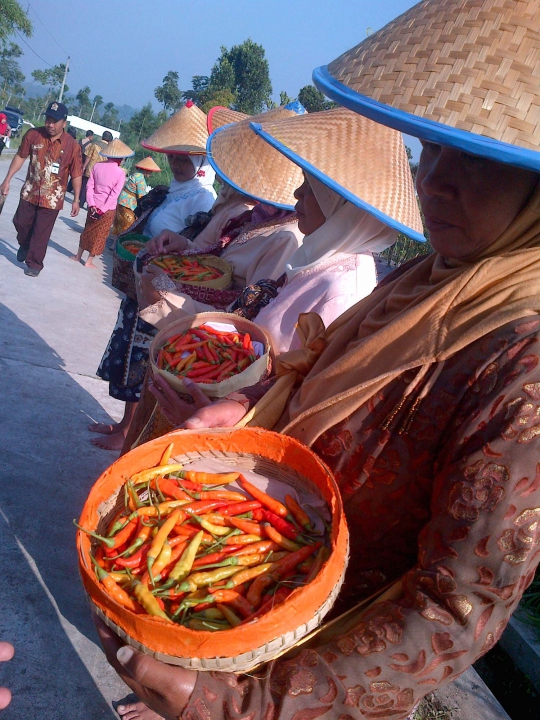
[149, 312, 272, 398]
[112, 233, 151, 299]
[76, 427, 348, 672]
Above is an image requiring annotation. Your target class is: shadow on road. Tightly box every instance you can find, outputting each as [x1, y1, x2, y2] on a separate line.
[0, 302, 124, 719]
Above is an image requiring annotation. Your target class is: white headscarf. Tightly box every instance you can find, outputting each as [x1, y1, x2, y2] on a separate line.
[145, 156, 217, 237]
[285, 173, 397, 280]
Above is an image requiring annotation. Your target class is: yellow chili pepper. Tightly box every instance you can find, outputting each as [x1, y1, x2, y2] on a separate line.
[198, 516, 231, 537]
[130, 463, 184, 484]
[162, 530, 204, 588]
[227, 563, 274, 588]
[147, 509, 182, 579]
[129, 499, 188, 519]
[151, 540, 172, 580]
[179, 565, 240, 592]
[159, 442, 174, 467]
[217, 603, 242, 628]
[131, 580, 171, 621]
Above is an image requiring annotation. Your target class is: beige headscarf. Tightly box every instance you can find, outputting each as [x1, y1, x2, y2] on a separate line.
[285, 174, 397, 280]
[274, 182, 540, 445]
[191, 183, 255, 248]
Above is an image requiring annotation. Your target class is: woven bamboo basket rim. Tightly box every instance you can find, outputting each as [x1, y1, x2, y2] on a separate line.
[253, 106, 423, 240]
[149, 312, 272, 398]
[207, 106, 306, 209]
[142, 103, 208, 155]
[207, 106, 250, 133]
[148, 253, 233, 288]
[78, 429, 349, 672]
[314, 0, 540, 171]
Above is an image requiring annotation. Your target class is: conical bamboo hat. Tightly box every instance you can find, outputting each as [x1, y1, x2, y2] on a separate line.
[100, 138, 134, 158]
[207, 101, 307, 209]
[141, 101, 208, 155]
[252, 107, 424, 242]
[313, 0, 540, 171]
[135, 156, 161, 172]
[207, 106, 250, 133]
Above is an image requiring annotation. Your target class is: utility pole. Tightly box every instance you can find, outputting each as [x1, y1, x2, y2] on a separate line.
[58, 56, 70, 102]
[89, 99, 97, 122]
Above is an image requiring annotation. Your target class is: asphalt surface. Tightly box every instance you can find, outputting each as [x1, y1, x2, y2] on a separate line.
[0, 150, 131, 719]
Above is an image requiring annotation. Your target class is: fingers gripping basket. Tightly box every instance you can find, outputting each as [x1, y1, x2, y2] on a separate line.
[77, 428, 349, 672]
[150, 312, 272, 399]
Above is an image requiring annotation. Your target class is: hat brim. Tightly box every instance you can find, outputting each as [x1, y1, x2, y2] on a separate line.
[141, 141, 206, 155]
[313, 65, 540, 175]
[206, 129, 295, 211]
[100, 151, 135, 159]
[250, 121, 425, 243]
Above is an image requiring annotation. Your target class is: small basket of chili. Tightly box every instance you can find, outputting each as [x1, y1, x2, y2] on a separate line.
[148, 254, 233, 290]
[76, 427, 349, 672]
[112, 233, 151, 299]
[149, 312, 272, 399]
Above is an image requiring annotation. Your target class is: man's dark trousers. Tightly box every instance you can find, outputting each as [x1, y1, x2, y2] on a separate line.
[13, 199, 60, 271]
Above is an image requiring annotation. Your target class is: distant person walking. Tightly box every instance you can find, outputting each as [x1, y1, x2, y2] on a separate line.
[79, 129, 94, 156]
[0, 101, 82, 277]
[71, 139, 133, 268]
[80, 130, 113, 207]
[112, 155, 161, 235]
[0, 112, 11, 156]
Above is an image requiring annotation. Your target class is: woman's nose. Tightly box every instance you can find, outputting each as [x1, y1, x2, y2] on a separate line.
[417, 150, 457, 200]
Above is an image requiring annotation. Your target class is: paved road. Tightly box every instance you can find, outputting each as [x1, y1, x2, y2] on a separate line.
[0, 153, 131, 718]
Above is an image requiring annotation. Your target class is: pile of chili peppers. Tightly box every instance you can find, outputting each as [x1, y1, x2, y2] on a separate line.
[156, 324, 259, 384]
[121, 241, 145, 256]
[150, 255, 224, 282]
[77, 443, 328, 630]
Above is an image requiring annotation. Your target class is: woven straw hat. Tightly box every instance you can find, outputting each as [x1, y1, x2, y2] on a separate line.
[207, 101, 307, 209]
[141, 101, 208, 155]
[100, 138, 134, 158]
[207, 106, 250, 133]
[252, 107, 424, 241]
[135, 156, 161, 172]
[313, 0, 540, 172]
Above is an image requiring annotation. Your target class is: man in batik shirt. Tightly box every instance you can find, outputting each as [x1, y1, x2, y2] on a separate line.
[0, 101, 83, 276]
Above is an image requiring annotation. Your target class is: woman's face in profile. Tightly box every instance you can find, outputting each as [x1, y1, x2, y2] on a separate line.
[417, 142, 539, 260]
[294, 177, 326, 236]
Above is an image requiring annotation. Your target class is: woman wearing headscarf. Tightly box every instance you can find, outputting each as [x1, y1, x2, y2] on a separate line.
[90, 103, 217, 451]
[142, 107, 412, 438]
[98, 3, 540, 720]
[71, 139, 133, 268]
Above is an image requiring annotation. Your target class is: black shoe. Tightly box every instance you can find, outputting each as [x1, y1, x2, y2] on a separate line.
[24, 267, 40, 277]
[17, 246, 28, 262]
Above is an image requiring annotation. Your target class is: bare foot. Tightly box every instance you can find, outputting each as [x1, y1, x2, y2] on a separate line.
[69, 255, 80, 262]
[85, 260, 98, 268]
[116, 700, 164, 720]
[91, 431, 126, 450]
[88, 422, 121, 435]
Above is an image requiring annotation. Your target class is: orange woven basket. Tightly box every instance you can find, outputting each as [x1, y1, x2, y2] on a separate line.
[77, 428, 349, 672]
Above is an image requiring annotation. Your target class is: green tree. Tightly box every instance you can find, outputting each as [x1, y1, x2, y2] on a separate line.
[122, 102, 166, 148]
[0, 42, 25, 105]
[0, 0, 32, 50]
[155, 70, 182, 113]
[101, 101, 120, 129]
[279, 90, 293, 106]
[90, 93, 103, 121]
[32, 63, 69, 98]
[224, 39, 272, 113]
[298, 85, 334, 113]
[182, 74, 209, 104]
[75, 85, 92, 118]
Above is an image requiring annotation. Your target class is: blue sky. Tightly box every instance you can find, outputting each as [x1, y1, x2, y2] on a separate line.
[15, 0, 421, 154]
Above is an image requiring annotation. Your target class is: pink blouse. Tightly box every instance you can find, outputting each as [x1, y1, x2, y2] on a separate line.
[86, 161, 126, 213]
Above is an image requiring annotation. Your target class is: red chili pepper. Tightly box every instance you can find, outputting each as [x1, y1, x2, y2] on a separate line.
[243, 587, 292, 622]
[231, 540, 281, 556]
[182, 500, 228, 515]
[237, 475, 288, 517]
[151, 477, 191, 502]
[192, 549, 236, 568]
[258, 510, 301, 541]
[114, 542, 150, 569]
[285, 494, 313, 531]
[272, 543, 321, 576]
[229, 517, 265, 536]
[220, 500, 261, 516]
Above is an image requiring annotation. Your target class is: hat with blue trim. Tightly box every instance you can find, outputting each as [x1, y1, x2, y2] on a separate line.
[251, 106, 424, 242]
[207, 101, 307, 209]
[142, 101, 208, 155]
[313, 0, 540, 173]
